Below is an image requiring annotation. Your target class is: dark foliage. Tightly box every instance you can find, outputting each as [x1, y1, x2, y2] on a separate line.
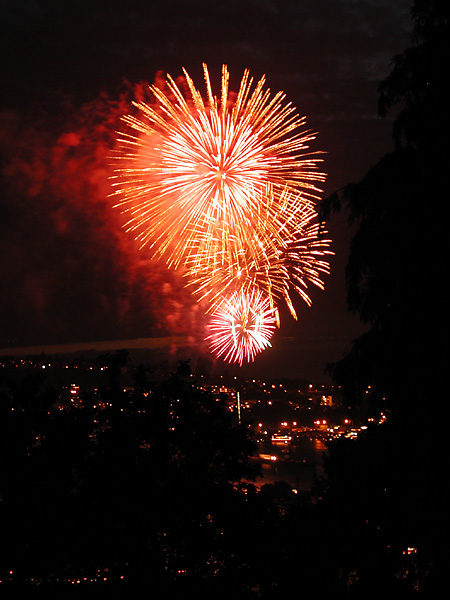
[0, 359, 269, 597]
[315, 1, 449, 595]
[1, 351, 447, 597]
[321, 0, 447, 415]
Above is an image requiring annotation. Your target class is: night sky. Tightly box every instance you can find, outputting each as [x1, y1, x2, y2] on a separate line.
[0, 0, 413, 380]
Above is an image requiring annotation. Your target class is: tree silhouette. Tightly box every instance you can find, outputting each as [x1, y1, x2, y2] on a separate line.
[316, 1, 449, 593]
[0, 359, 283, 598]
[321, 0, 447, 416]
[378, 0, 448, 151]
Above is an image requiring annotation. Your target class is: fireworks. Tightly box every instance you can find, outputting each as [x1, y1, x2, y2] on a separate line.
[112, 64, 332, 364]
[206, 289, 278, 366]
[184, 185, 331, 320]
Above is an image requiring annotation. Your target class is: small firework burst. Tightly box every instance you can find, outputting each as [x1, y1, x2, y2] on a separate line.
[206, 289, 278, 365]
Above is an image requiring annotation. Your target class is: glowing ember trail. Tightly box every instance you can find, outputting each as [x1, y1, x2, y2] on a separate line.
[112, 64, 332, 364]
[206, 289, 278, 366]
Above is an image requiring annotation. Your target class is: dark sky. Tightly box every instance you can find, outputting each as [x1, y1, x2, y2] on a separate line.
[0, 0, 413, 380]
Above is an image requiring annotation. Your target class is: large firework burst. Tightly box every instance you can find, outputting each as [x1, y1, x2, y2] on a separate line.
[112, 64, 325, 264]
[112, 64, 331, 364]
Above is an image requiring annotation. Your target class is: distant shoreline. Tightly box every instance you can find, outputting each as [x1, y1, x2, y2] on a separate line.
[0, 336, 193, 357]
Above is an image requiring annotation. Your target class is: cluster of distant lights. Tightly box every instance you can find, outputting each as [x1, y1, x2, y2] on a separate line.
[112, 64, 331, 365]
[7, 360, 388, 434]
[0, 569, 125, 586]
[255, 413, 387, 443]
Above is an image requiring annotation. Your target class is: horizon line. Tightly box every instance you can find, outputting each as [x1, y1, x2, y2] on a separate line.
[0, 336, 193, 357]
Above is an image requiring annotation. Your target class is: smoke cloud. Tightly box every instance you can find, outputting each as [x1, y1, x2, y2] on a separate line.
[0, 86, 207, 351]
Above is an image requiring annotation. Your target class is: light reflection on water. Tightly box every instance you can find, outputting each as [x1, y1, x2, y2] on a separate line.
[254, 436, 328, 491]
